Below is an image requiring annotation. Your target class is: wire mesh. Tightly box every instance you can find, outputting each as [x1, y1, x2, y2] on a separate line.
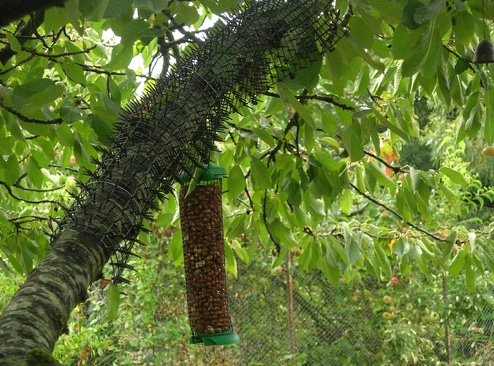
[225, 257, 494, 365]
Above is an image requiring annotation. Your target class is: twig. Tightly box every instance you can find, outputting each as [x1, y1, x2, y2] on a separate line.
[364, 150, 403, 174]
[0, 180, 65, 206]
[0, 12, 44, 65]
[262, 190, 281, 254]
[0, 99, 62, 124]
[264, 91, 354, 111]
[349, 182, 445, 242]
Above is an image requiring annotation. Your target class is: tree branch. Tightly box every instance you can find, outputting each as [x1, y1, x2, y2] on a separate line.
[0, 12, 45, 65]
[0, 180, 65, 206]
[264, 91, 354, 111]
[349, 182, 446, 242]
[0, 99, 63, 124]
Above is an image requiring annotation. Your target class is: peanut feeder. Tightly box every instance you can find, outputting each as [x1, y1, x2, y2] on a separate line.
[179, 165, 239, 346]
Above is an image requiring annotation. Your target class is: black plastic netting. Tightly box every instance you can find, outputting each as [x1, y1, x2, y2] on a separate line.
[52, 0, 348, 283]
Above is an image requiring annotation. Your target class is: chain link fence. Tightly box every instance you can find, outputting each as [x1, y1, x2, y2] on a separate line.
[225, 255, 494, 365]
[50, 245, 494, 365]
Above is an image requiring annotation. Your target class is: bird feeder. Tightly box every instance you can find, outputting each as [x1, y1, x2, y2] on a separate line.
[179, 165, 240, 346]
[473, 0, 494, 155]
[473, 39, 494, 64]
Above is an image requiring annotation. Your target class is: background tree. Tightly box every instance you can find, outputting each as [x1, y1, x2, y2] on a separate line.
[0, 0, 494, 364]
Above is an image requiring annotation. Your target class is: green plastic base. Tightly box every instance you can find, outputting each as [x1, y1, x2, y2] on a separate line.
[189, 331, 240, 346]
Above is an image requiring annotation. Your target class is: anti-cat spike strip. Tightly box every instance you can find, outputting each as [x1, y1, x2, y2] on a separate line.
[52, 0, 347, 283]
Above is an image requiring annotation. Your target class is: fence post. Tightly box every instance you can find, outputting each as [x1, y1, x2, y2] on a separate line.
[287, 251, 296, 354]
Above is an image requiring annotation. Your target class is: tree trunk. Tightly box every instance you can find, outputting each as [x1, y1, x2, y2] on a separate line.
[0, 1, 344, 363]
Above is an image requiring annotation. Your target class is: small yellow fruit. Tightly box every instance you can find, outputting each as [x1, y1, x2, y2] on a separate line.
[482, 146, 494, 156]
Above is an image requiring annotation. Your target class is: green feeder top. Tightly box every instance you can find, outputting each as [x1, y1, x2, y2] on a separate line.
[198, 164, 226, 182]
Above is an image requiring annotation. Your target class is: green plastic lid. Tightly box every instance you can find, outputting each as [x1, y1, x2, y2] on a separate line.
[189, 330, 240, 346]
[180, 164, 226, 184]
[198, 164, 226, 182]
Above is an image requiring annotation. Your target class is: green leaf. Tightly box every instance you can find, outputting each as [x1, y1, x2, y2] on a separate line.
[5, 33, 21, 53]
[227, 165, 246, 199]
[167, 230, 183, 266]
[454, 10, 475, 44]
[391, 25, 412, 59]
[393, 238, 410, 260]
[224, 242, 237, 277]
[413, 0, 443, 25]
[56, 124, 75, 147]
[365, 102, 409, 140]
[365, 242, 381, 279]
[250, 157, 272, 190]
[483, 246, 494, 273]
[341, 121, 364, 161]
[5, 155, 19, 186]
[270, 219, 298, 248]
[104, 0, 133, 17]
[298, 241, 313, 271]
[231, 239, 250, 264]
[11, 79, 64, 113]
[89, 114, 114, 146]
[401, 0, 436, 29]
[401, 0, 443, 29]
[439, 167, 468, 187]
[107, 44, 134, 71]
[449, 250, 466, 278]
[26, 157, 44, 189]
[409, 166, 421, 192]
[226, 215, 246, 239]
[199, 0, 237, 14]
[62, 58, 86, 85]
[438, 183, 461, 214]
[465, 254, 476, 293]
[304, 122, 315, 153]
[367, 161, 396, 191]
[106, 283, 122, 321]
[278, 83, 315, 129]
[342, 224, 361, 267]
[349, 16, 374, 50]
[252, 127, 276, 148]
[401, 22, 434, 76]
[80, 0, 110, 20]
[171, 2, 200, 25]
[441, 231, 457, 261]
[313, 151, 340, 171]
[73, 139, 90, 167]
[458, 91, 481, 142]
[375, 241, 391, 279]
[340, 189, 353, 216]
[320, 256, 340, 285]
[119, 19, 150, 40]
[134, 0, 161, 12]
[44, 7, 69, 33]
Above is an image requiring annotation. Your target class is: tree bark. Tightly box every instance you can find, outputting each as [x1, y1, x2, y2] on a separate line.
[0, 1, 344, 363]
[0, 230, 107, 365]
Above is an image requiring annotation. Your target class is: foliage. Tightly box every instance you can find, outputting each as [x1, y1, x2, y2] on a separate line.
[14, 245, 486, 365]
[2, 0, 494, 359]
[51, 242, 240, 365]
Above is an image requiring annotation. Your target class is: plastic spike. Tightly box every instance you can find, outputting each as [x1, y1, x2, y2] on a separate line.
[110, 262, 135, 270]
